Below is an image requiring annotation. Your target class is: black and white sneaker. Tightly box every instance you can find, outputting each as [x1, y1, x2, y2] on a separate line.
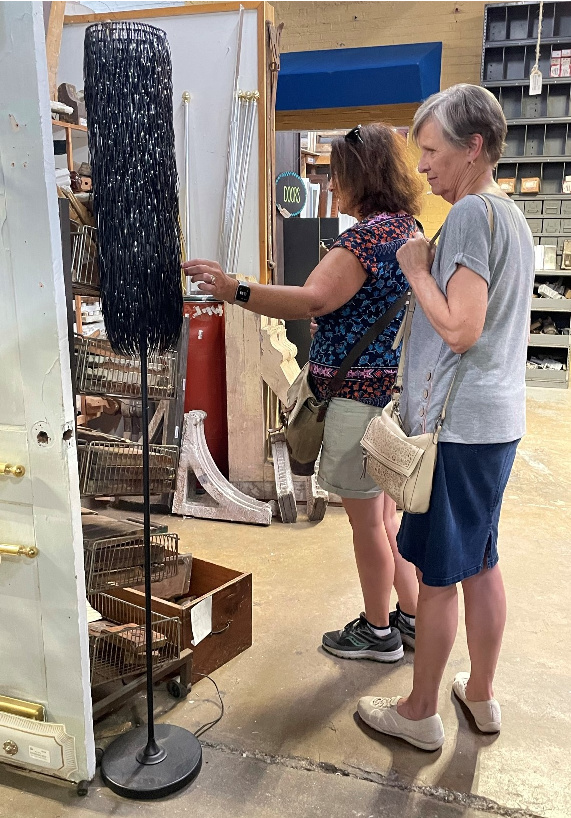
[389, 603, 416, 649]
[322, 613, 404, 662]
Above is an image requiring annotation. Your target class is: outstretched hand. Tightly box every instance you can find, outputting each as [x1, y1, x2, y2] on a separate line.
[182, 259, 239, 302]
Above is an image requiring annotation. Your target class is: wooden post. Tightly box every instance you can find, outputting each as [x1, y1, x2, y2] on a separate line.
[45, 2, 66, 102]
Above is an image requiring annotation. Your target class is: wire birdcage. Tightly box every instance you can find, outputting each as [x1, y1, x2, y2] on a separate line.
[74, 334, 177, 399]
[71, 223, 100, 294]
[88, 593, 181, 687]
[84, 532, 179, 594]
[78, 439, 178, 496]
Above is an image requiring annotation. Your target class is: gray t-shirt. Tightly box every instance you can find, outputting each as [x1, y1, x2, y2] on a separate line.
[400, 193, 534, 444]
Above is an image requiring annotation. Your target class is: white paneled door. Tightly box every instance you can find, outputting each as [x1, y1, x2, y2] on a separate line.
[0, 3, 94, 783]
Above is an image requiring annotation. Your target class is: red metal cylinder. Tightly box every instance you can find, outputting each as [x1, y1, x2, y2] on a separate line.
[183, 299, 229, 477]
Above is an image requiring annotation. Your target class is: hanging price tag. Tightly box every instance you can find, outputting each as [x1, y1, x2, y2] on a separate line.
[529, 68, 543, 95]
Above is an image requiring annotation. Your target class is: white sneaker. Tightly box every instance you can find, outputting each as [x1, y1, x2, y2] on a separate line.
[452, 672, 501, 733]
[357, 696, 444, 751]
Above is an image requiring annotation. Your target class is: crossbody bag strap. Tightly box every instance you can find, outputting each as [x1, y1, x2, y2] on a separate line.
[393, 195, 494, 420]
[392, 223, 444, 395]
[434, 193, 494, 426]
[327, 290, 410, 397]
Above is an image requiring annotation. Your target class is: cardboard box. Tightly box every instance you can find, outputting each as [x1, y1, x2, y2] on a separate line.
[543, 245, 557, 270]
[562, 48, 571, 57]
[551, 57, 561, 77]
[534, 245, 545, 271]
[521, 177, 541, 193]
[561, 57, 571, 77]
[562, 240, 571, 268]
[113, 558, 252, 683]
[563, 180, 571, 194]
[499, 178, 516, 193]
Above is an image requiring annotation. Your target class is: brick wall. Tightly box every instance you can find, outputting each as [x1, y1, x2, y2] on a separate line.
[272, 1, 497, 89]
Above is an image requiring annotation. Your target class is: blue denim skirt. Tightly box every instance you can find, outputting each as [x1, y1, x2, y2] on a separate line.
[397, 440, 519, 587]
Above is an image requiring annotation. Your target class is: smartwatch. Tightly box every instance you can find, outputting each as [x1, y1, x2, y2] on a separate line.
[235, 282, 251, 303]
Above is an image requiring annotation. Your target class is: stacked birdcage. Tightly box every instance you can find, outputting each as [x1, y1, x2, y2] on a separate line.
[74, 334, 177, 399]
[77, 428, 178, 497]
[88, 592, 180, 687]
[83, 514, 179, 594]
[71, 223, 100, 295]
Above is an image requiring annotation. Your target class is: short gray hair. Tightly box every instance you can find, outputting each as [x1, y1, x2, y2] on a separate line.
[411, 84, 507, 166]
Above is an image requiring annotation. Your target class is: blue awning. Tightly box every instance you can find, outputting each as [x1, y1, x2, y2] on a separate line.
[276, 42, 442, 111]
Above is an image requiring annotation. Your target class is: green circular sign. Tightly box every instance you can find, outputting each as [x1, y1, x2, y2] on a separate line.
[276, 171, 306, 217]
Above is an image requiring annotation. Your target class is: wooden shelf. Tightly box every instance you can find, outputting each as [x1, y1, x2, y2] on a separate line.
[51, 119, 88, 133]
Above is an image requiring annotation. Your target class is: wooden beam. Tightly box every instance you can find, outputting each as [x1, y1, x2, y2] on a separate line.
[276, 103, 420, 132]
[45, 2, 66, 101]
[64, 2, 264, 26]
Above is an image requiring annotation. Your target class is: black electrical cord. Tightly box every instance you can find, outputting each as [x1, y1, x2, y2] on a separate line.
[193, 673, 225, 738]
[94, 672, 225, 760]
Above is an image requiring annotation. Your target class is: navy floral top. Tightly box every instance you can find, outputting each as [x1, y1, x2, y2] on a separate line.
[309, 212, 416, 408]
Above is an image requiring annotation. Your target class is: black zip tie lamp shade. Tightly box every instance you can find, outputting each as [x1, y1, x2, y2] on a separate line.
[84, 21, 202, 799]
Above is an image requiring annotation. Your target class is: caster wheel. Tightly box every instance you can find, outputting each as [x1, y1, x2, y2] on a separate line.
[167, 679, 188, 699]
[95, 747, 104, 767]
[77, 780, 89, 797]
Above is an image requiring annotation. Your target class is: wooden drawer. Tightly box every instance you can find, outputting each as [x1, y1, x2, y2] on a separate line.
[113, 558, 252, 683]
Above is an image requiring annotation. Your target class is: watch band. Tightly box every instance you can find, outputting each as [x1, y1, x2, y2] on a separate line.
[235, 283, 251, 303]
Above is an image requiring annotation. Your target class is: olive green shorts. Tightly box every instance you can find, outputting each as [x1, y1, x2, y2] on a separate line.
[317, 397, 383, 500]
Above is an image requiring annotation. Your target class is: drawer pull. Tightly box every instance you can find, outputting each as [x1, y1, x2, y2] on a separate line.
[0, 544, 38, 559]
[0, 463, 25, 478]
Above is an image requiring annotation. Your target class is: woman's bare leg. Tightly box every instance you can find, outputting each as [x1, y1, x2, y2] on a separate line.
[342, 494, 395, 627]
[461, 564, 506, 701]
[383, 495, 418, 615]
[398, 575, 458, 719]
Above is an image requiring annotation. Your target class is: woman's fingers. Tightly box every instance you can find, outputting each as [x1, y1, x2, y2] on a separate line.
[182, 259, 223, 280]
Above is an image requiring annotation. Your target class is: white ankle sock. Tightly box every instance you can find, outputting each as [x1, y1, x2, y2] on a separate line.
[367, 621, 391, 638]
[400, 612, 415, 626]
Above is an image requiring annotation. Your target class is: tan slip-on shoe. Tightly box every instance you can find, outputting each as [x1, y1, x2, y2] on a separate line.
[452, 672, 501, 733]
[357, 696, 444, 751]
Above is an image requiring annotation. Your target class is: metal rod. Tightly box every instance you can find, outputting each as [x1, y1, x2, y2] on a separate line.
[138, 334, 164, 763]
[182, 91, 192, 295]
[225, 94, 248, 271]
[229, 93, 258, 275]
[219, 6, 244, 265]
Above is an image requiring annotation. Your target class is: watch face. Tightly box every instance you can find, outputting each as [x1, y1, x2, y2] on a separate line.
[236, 284, 250, 303]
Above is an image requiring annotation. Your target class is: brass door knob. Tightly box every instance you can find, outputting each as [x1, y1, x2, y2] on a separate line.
[0, 544, 39, 559]
[3, 740, 18, 756]
[0, 463, 25, 478]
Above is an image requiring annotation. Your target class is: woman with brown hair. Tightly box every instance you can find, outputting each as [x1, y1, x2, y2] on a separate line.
[184, 123, 423, 662]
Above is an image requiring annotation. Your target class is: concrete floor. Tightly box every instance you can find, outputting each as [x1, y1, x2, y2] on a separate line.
[1, 388, 569, 818]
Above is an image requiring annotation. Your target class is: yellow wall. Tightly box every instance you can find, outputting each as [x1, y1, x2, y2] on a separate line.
[271, 1, 501, 233]
[272, 1, 497, 90]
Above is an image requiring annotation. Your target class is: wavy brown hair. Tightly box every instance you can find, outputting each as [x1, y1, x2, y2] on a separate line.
[330, 123, 423, 217]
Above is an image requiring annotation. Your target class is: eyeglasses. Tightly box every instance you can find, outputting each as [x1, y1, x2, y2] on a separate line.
[345, 125, 363, 146]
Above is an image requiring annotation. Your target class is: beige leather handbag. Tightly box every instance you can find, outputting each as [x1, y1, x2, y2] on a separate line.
[360, 345, 458, 513]
[360, 195, 494, 514]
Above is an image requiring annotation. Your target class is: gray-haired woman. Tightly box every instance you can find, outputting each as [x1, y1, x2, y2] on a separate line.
[357, 84, 534, 750]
